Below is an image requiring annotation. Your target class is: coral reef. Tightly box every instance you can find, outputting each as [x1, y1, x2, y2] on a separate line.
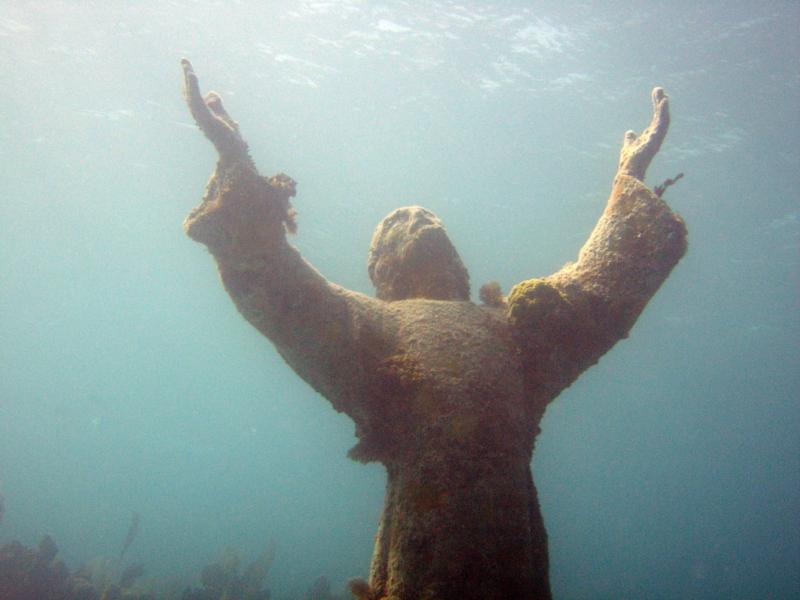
[0, 535, 152, 600]
[180, 544, 275, 600]
[345, 579, 371, 600]
[0, 533, 290, 600]
[302, 575, 351, 600]
[479, 280, 506, 307]
[120, 563, 146, 590]
[73, 557, 150, 600]
[181, 60, 687, 599]
[0, 502, 358, 600]
[119, 512, 140, 562]
[0, 536, 71, 600]
[0, 500, 340, 600]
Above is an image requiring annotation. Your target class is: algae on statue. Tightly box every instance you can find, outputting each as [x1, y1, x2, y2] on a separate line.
[180, 59, 687, 600]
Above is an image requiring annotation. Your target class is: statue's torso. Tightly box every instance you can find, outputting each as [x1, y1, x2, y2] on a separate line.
[356, 299, 534, 462]
[366, 300, 550, 600]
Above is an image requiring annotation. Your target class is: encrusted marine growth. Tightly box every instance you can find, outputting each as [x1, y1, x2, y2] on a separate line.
[181, 60, 687, 600]
[478, 281, 505, 307]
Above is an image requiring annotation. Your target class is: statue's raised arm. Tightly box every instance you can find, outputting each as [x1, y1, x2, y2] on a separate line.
[180, 59, 390, 424]
[507, 88, 687, 413]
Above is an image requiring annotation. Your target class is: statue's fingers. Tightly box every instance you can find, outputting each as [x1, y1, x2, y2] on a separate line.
[181, 59, 204, 112]
[181, 58, 194, 81]
[617, 88, 670, 181]
[623, 129, 638, 150]
[181, 59, 246, 161]
[181, 59, 217, 132]
[205, 91, 240, 133]
[633, 88, 670, 164]
[647, 87, 670, 143]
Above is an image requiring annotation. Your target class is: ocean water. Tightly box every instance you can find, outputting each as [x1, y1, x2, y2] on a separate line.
[0, 2, 798, 598]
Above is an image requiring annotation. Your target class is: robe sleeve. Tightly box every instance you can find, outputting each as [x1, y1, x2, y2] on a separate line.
[507, 174, 687, 409]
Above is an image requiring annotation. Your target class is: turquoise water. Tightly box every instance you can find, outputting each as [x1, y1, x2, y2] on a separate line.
[1, 2, 798, 598]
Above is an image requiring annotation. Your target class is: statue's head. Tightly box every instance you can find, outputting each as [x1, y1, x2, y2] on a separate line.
[368, 206, 470, 302]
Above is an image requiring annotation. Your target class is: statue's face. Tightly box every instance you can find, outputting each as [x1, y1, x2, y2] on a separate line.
[368, 206, 470, 302]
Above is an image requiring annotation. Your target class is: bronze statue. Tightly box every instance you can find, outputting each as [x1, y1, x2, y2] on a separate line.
[180, 59, 687, 600]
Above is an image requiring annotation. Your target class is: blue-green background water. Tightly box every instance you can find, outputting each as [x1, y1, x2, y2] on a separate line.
[1, 2, 798, 598]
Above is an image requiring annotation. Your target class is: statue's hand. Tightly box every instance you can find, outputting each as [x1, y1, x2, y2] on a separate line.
[181, 58, 249, 164]
[617, 87, 670, 182]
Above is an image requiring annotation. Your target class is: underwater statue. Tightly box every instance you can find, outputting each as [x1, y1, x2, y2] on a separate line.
[180, 59, 687, 600]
